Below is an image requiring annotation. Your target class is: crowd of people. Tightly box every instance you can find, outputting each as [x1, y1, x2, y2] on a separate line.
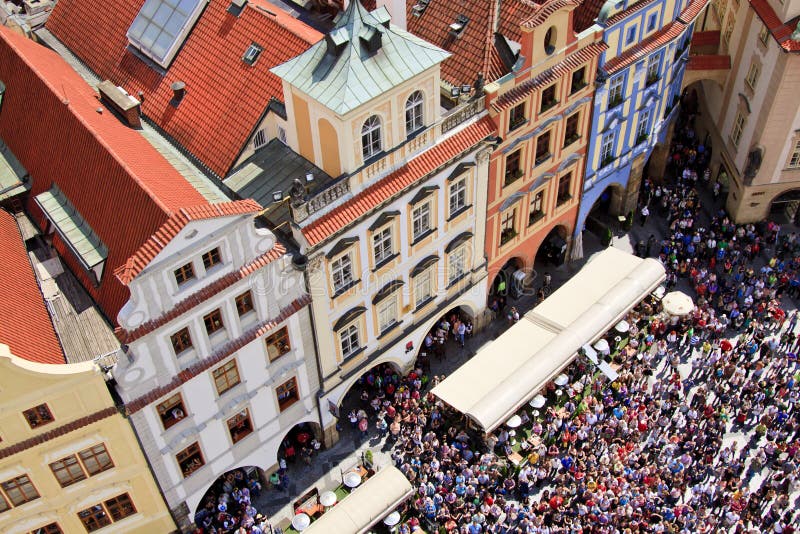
[194, 468, 270, 533]
[344, 106, 800, 533]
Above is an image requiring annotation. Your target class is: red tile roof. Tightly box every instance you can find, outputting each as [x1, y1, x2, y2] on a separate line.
[0, 210, 65, 365]
[492, 41, 607, 111]
[405, 0, 506, 86]
[522, 0, 577, 28]
[114, 200, 263, 285]
[749, 0, 800, 53]
[605, 0, 660, 27]
[691, 30, 720, 47]
[302, 115, 497, 247]
[499, 0, 544, 42]
[116, 242, 286, 344]
[45, 0, 321, 177]
[0, 27, 215, 321]
[125, 294, 311, 415]
[677, 0, 708, 24]
[604, 21, 684, 73]
[686, 54, 731, 70]
[573, 0, 606, 33]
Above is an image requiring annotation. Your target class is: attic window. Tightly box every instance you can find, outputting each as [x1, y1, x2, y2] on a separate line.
[411, 0, 430, 17]
[449, 15, 469, 38]
[243, 42, 263, 65]
[127, 0, 206, 69]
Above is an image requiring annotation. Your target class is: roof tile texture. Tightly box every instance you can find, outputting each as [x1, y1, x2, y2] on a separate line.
[46, 0, 321, 177]
[0, 210, 65, 364]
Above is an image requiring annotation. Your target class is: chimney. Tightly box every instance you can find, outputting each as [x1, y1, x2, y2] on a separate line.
[97, 80, 141, 128]
[170, 81, 186, 106]
[375, 0, 406, 30]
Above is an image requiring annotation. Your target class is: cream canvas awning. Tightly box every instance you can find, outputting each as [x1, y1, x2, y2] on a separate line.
[432, 248, 665, 433]
[304, 466, 414, 534]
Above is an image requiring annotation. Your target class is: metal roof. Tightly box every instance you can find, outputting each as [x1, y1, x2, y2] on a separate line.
[271, 2, 450, 115]
[0, 139, 29, 202]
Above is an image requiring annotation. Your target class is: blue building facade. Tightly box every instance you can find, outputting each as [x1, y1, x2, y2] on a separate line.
[575, 0, 708, 240]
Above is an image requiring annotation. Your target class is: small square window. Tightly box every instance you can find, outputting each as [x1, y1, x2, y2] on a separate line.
[202, 248, 222, 270]
[170, 327, 193, 354]
[242, 42, 263, 65]
[176, 442, 205, 478]
[156, 393, 187, 429]
[235, 291, 254, 317]
[2, 474, 39, 506]
[203, 309, 225, 335]
[23, 404, 54, 429]
[265, 327, 291, 361]
[227, 409, 254, 444]
[104, 493, 136, 522]
[50, 455, 87, 488]
[276, 377, 299, 411]
[174, 263, 195, 285]
[78, 504, 111, 532]
[212, 359, 241, 395]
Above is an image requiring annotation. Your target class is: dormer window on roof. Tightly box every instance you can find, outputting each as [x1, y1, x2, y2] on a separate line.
[449, 15, 469, 38]
[243, 42, 263, 65]
[411, 0, 430, 18]
[127, 0, 207, 69]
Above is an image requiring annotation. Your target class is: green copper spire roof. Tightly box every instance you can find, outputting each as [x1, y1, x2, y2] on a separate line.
[271, 1, 450, 115]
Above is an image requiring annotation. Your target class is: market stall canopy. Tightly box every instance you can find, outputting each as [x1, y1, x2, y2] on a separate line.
[432, 248, 665, 433]
[304, 466, 414, 534]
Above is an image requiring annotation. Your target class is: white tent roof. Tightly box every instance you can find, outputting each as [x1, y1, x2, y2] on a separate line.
[303, 466, 414, 534]
[432, 248, 665, 433]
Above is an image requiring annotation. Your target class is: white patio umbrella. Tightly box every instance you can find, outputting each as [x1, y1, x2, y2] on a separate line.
[506, 415, 522, 428]
[292, 513, 311, 531]
[662, 290, 695, 317]
[614, 320, 630, 333]
[554, 373, 570, 386]
[320, 491, 337, 507]
[593, 338, 610, 356]
[530, 394, 546, 408]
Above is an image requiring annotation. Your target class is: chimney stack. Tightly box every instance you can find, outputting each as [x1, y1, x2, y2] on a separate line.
[170, 81, 186, 105]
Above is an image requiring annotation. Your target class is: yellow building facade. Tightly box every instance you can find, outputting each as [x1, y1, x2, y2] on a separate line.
[0, 344, 175, 533]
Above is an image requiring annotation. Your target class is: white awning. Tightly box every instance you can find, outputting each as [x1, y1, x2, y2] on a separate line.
[432, 248, 665, 433]
[304, 466, 414, 534]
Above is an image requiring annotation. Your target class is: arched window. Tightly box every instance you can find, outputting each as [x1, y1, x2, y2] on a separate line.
[405, 91, 424, 136]
[361, 115, 382, 160]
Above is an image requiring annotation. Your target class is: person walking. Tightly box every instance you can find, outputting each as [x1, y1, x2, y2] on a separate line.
[640, 204, 650, 226]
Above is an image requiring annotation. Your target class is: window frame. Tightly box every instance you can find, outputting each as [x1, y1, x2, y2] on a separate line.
[226, 408, 254, 444]
[500, 208, 517, 245]
[540, 84, 557, 113]
[28, 523, 62, 534]
[608, 75, 624, 108]
[504, 149, 523, 186]
[405, 91, 424, 136]
[235, 290, 255, 317]
[276, 377, 299, 411]
[529, 190, 545, 226]
[647, 12, 658, 32]
[372, 225, 394, 265]
[636, 107, 652, 142]
[557, 172, 573, 205]
[49, 455, 87, 488]
[1, 474, 40, 506]
[23, 403, 54, 429]
[377, 294, 398, 334]
[744, 62, 760, 90]
[413, 266, 434, 309]
[203, 308, 225, 336]
[564, 112, 580, 147]
[330, 251, 355, 293]
[173, 262, 195, 286]
[104, 493, 137, 522]
[176, 442, 205, 479]
[170, 327, 193, 355]
[265, 326, 291, 362]
[570, 67, 586, 94]
[508, 103, 526, 131]
[758, 24, 770, 46]
[202, 247, 222, 270]
[448, 245, 468, 285]
[625, 26, 637, 45]
[361, 115, 383, 160]
[731, 111, 746, 147]
[789, 139, 800, 168]
[600, 132, 616, 165]
[212, 358, 241, 396]
[411, 201, 432, 242]
[78, 443, 114, 477]
[535, 130, 552, 165]
[449, 177, 468, 217]
[156, 393, 187, 430]
[78, 504, 112, 532]
[646, 54, 661, 85]
[339, 322, 361, 360]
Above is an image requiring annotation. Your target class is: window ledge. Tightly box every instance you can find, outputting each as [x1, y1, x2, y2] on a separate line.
[362, 150, 387, 166]
[534, 153, 552, 168]
[378, 320, 403, 340]
[528, 212, 546, 227]
[333, 279, 361, 298]
[340, 346, 366, 367]
[411, 228, 436, 247]
[414, 297, 435, 313]
[372, 253, 399, 273]
[447, 272, 469, 288]
[447, 204, 471, 222]
[508, 118, 529, 133]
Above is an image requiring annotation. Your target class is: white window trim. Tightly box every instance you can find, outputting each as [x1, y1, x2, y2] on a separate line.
[372, 226, 394, 265]
[412, 202, 432, 241]
[362, 115, 383, 160]
[331, 252, 355, 293]
[405, 91, 424, 136]
[449, 178, 467, 216]
[339, 322, 361, 360]
[448, 245, 468, 285]
[377, 295, 399, 334]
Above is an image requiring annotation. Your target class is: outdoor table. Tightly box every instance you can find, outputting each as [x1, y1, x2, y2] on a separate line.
[508, 451, 524, 466]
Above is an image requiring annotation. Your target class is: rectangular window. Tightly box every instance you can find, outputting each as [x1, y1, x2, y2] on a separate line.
[212, 359, 241, 395]
[722, 17, 734, 47]
[570, 67, 586, 94]
[540, 85, 557, 112]
[564, 113, 580, 147]
[372, 226, 393, 265]
[227, 409, 254, 444]
[377, 296, 397, 333]
[448, 246, 467, 284]
[265, 326, 291, 361]
[449, 178, 467, 215]
[608, 75, 624, 108]
[78, 504, 111, 532]
[339, 324, 360, 359]
[412, 203, 432, 241]
[50, 456, 87, 488]
[277, 126, 287, 145]
[625, 26, 637, 45]
[647, 13, 657, 32]
[508, 103, 526, 131]
[646, 54, 660, 85]
[744, 62, 760, 90]
[176, 442, 205, 478]
[414, 269, 433, 307]
[557, 173, 573, 205]
[637, 108, 651, 142]
[202, 248, 222, 270]
[504, 150, 522, 185]
[276, 377, 299, 411]
[601, 133, 615, 165]
[104, 493, 136, 522]
[174, 263, 195, 285]
[0, 493, 8, 513]
[23, 404, 54, 429]
[156, 393, 186, 429]
[731, 112, 746, 147]
[235, 291, 254, 317]
[529, 190, 545, 225]
[78, 444, 114, 476]
[243, 42, 263, 66]
[28, 524, 62, 534]
[203, 309, 225, 335]
[759, 24, 770, 46]
[500, 208, 517, 245]
[789, 139, 800, 168]
[170, 327, 193, 355]
[2, 474, 39, 506]
[331, 253, 354, 292]
[535, 130, 551, 165]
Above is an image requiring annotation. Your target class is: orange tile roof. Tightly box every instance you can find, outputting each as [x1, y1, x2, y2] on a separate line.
[522, 0, 578, 28]
[45, 0, 321, 177]
[574, 0, 606, 32]
[749, 0, 800, 53]
[114, 200, 263, 285]
[691, 30, 721, 47]
[0, 210, 65, 365]
[499, 0, 544, 42]
[604, 21, 684, 73]
[677, 0, 708, 24]
[605, 0, 660, 27]
[686, 54, 731, 70]
[302, 116, 497, 247]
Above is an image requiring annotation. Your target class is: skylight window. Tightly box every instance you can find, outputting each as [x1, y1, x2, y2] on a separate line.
[243, 42, 263, 66]
[127, 0, 206, 69]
